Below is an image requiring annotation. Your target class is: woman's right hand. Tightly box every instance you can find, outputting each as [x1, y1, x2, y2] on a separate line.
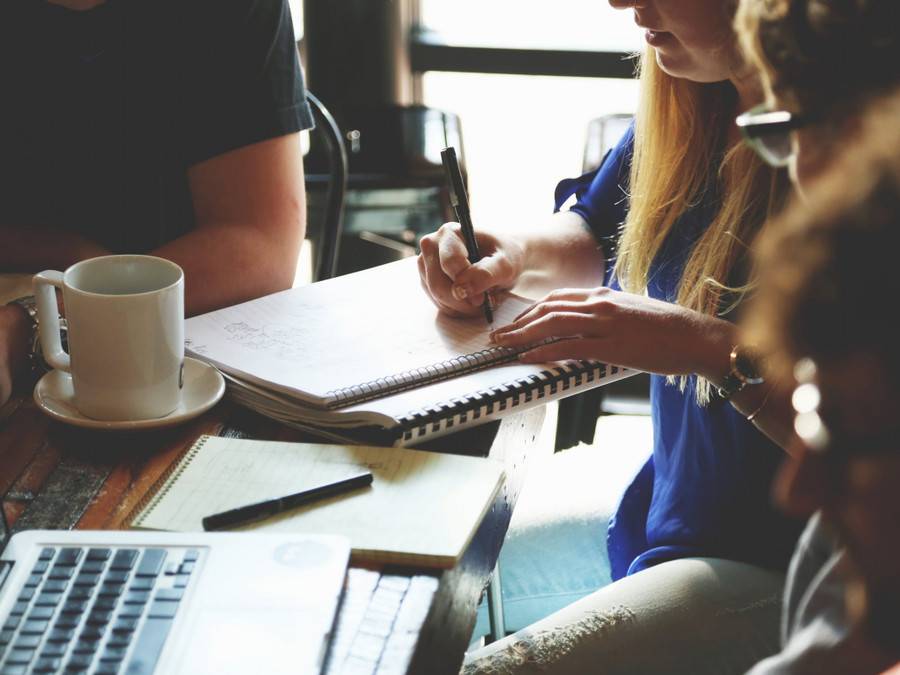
[417, 222, 525, 317]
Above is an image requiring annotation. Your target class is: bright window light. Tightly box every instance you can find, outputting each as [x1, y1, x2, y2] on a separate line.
[420, 2, 641, 235]
[422, 73, 639, 234]
[420, 0, 642, 52]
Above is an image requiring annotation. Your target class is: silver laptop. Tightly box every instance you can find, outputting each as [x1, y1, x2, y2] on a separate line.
[0, 530, 350, 675]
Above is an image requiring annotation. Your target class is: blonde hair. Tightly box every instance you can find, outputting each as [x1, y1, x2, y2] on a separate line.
[613, 50, 785, 403]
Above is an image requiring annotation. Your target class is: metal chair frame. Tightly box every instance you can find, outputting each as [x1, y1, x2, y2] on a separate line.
[306, 92, 349, 282]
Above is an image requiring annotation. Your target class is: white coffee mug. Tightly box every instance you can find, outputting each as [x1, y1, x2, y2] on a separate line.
[33, 255, 185, 421]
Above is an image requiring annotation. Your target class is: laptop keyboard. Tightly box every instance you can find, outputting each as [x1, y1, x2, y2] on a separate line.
[325, 569, 439, 675]
[0, 545, 197, 675]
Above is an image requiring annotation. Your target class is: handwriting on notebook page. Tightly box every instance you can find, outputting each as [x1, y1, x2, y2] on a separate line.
[184, 258, 535, 402]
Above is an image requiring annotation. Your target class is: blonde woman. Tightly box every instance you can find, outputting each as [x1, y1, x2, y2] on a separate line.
[418, 1, 801, 673]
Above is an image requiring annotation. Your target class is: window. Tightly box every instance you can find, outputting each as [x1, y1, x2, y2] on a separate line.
[423, 73, 637, 229]
[419, 2, 641, 230]
[288, 0, 303, 40]
[419, 0, 641, 52]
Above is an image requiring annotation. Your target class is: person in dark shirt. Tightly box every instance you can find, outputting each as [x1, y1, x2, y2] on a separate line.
[0, 0, 313, 406]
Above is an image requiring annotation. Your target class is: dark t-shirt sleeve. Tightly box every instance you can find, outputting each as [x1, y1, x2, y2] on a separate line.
[553, 123, 634, 282]
[177, 0, 313, 166]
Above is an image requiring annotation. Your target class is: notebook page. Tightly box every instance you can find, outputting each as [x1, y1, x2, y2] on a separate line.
[184, 257, 533, 408]
[133, 436, 504, 567]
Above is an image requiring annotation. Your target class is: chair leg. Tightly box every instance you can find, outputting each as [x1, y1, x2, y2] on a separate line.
[485, 563, 506, 644]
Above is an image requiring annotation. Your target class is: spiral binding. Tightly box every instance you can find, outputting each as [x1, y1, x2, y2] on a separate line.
[325, 345, 523, 408]
[127, 435, 210, 528]
[397, 360, 618, 443]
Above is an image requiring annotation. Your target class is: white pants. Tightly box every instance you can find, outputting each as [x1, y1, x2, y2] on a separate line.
[462, 557, 785, 675]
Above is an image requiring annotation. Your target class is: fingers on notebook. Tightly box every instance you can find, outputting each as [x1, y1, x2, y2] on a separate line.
[493, 302, 557, 338]
[518, 339, 596, 363]
[494, 310, 599, 347]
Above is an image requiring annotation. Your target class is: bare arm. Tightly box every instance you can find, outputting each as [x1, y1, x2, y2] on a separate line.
[0, 133, 305, 317]
[156, 133, 305, 316]
[515, 211, 609, 296]
[0, 226, 108, 272]
[689, 318, 797, 451]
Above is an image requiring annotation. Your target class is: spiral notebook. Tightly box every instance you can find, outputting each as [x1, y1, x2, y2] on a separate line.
[129, 435, 505, 568]
[184, 257, 635, 445]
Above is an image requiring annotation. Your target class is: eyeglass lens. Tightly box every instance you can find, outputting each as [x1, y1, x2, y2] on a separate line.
[750, 133, 793, 168]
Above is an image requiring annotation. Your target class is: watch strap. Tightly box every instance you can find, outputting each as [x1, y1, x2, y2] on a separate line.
[9, 295, 38, 324]
[716, 372, 746, 400]
[8, 295, 65, 377]
[717, 344, 765, 400]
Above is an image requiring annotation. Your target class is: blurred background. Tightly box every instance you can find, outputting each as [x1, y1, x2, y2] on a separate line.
[293, 0, 642, 276]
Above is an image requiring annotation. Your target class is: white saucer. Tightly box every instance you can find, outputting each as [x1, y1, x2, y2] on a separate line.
[33, 357, 226, 431]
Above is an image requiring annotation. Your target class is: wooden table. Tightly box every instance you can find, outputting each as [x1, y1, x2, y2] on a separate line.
[1, 391, 552, 674]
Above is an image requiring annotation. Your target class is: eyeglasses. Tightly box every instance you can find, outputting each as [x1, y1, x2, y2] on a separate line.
[735, 104, 815, 168]
[792, 358, 898, 461]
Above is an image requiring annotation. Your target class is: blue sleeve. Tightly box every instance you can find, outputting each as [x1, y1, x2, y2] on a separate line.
[554, 122, 633, 243]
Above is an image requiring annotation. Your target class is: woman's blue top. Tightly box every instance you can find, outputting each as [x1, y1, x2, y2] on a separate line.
[555, 124, 801, 580]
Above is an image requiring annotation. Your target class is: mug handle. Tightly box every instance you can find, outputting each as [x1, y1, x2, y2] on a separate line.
[33, 270, 71, 373]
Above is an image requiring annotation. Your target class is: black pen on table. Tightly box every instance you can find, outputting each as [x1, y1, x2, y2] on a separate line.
[440, 146, 494, 324]
[201, 471, 373, 531]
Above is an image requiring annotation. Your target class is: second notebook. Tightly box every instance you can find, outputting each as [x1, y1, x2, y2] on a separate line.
[130, 435, 504, 568]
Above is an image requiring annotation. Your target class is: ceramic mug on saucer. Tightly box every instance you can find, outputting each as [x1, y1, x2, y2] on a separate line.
[33, 255, 185, 421]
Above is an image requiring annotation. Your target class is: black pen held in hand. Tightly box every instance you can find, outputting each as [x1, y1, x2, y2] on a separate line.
[201, 471, 374, 531]
[440, 146, 494, 324]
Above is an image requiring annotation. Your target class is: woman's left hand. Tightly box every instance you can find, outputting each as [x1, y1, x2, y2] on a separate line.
[489, 286, 733, 378]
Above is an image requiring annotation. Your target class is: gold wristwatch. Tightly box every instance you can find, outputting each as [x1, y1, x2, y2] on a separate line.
[716, 344, 765, 400]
